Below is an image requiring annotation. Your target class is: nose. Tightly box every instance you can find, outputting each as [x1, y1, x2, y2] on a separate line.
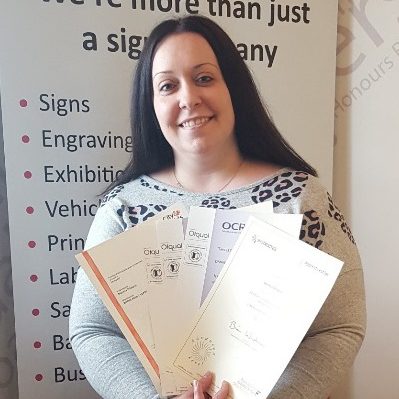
[179, 83, 201, 110]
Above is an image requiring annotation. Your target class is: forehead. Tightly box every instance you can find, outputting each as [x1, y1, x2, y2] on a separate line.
[152, 32, 219, 75]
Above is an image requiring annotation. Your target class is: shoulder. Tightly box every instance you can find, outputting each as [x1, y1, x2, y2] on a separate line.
[249, 169, 312, 210]
[85, 179, 148, 248]
[249, 168, 330, 213]
[86, 176, 185, 248]
[250, 170, 358, 258]
[101, 175, 184, 208]
[99, 177, 152, 207]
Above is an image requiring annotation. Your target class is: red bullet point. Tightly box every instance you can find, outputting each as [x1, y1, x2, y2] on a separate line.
[20, 99, 28, 107]
[32, 308, 40, 316]
[26, 206, 34, 214]
[34, 341, 42, 349]
[30, 274, 38, 282]
[24, 171, 32, 179]
[22, 135, 30, 143]
[28, 241, 36, 248]
[35, 374, 43, 382]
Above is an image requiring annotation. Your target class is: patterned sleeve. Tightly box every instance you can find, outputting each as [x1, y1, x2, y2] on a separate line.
[269, 176, 366, 398]
[69, 188, 160, 399]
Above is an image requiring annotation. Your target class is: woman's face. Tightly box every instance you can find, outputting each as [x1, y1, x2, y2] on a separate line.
[152, 32, 236, 159]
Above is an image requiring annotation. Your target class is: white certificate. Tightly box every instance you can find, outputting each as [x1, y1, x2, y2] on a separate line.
[173, 217, 343, 399]
[176, 206, 216, 326]
[75, 203, 188, 394]
[148, 218, 190, 396]
[201, 210, 303, 304]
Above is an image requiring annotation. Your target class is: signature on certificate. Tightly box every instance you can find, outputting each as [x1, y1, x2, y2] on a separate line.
[229, 320, 264, 348]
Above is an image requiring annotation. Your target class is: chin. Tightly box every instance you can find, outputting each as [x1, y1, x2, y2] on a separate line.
[188, 140, 214, 155]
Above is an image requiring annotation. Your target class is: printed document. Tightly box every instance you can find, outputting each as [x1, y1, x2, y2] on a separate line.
[75, 203, 188, 394]
[173, 216, 343, 399]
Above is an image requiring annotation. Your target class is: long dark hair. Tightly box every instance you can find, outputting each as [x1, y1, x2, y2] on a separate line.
[105, 15, 316, 192]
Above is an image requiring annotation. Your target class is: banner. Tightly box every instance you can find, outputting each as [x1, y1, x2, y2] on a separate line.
[0, 1, 338, 398]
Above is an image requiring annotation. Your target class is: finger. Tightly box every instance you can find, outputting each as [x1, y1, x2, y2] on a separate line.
[193, 379, 204, 399]
[213, 380, 229, 399]
[199, 371, 213, 391]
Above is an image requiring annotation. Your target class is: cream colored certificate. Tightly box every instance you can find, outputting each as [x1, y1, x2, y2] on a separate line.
[173, 217, 343, 399]
[75, 203, 188, 394]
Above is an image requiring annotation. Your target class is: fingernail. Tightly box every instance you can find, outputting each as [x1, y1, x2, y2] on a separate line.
[204, 371, 212, 378]
[192, 379, 198, 389]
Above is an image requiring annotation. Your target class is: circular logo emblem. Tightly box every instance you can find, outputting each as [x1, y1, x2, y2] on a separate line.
[151, 267, 162, 278]
[189, 249, 202, 262]
[167, 260, 180, 274]
[188, 337, 215, 366]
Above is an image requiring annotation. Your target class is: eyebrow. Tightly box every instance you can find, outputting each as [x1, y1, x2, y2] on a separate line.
[152, 62, 218, 79]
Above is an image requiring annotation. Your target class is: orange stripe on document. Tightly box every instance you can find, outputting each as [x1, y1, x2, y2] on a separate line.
[82, 251, 160, 377]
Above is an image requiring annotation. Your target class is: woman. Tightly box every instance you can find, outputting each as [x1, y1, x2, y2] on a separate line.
[70, 15, 366, 399]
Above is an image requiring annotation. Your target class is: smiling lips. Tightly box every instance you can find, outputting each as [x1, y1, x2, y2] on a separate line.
[179, 116, 212, 129]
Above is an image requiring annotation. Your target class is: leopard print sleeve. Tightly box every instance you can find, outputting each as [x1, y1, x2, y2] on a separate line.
[269, 175, 366, 399]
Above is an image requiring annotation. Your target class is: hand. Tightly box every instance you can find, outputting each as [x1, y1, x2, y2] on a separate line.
[174, 372, 229, 399]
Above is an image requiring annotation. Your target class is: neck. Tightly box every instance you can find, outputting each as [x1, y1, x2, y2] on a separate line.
[173, 150, 243, 193]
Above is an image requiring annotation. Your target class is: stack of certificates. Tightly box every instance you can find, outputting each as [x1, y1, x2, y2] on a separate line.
[76, 201, 343, 399]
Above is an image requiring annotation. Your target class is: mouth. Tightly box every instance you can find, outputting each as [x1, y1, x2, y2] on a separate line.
[178, 116, 212, 129]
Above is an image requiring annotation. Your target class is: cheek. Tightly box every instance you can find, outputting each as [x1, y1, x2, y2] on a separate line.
[154, 99, 176, 129]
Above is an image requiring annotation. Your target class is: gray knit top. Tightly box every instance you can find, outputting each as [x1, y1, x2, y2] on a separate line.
[69, 168, 366, 399]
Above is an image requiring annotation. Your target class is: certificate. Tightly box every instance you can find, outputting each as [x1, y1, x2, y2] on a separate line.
[177, 204, 275, 323]
[201, 209, 303, 303]
[75, 203, 188, 394]
[148, 218, 190, 396]
[173, 217, 343, 399]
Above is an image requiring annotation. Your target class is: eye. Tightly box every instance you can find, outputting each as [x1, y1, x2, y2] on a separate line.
[159, 81, 176, 93]
[196, 75, 213, 85]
